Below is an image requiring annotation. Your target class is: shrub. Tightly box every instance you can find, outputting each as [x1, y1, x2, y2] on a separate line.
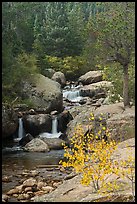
[60, 113, 135, 198]
[44, 55, 85, 80]
[2, 52, 39, 104]
[98, 60, 135, 104]
[12, 52, 39, 83]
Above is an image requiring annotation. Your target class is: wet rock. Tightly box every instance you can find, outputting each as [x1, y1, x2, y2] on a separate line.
[19, 133, 34, 146]
[51, 110, 58, 115]
[23, 114, 52, 137]
[40, 137, 65, 150]
[23, 138, 50, 152]
[58, 110, 73, 133]
[2, 105, 18, 139]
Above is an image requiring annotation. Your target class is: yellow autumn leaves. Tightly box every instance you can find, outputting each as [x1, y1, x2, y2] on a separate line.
[59, 112, 135, 196]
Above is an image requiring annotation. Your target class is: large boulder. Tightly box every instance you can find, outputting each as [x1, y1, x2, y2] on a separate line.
[40, 137, 66, 150]
[43, 68, 55, 78]
[78, 70, 103, 85]
[23, 138, 50, 152]
[51, 71, 66, 88]
[80, 81, 113, 98]
[2, 105, 18, 139]
[23, 114, 52, 137]
[19, 133, 34, 146]
[66, 103, 135, 142]
[66, 106, 96, 141]
[58, 110, 73, 133]
[107, 107, 135, 142]
[21, 74, 63, 113]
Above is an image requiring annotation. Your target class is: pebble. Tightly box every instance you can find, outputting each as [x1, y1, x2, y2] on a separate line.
[2, 194, 9, 202]
[24, 187, 32, 192]
[12, 194, 18, 197]
[2, 176, 12, 182]
[34, 190, 45, 196]
[7, 188, 20, 195]
[23, 178, 37, 187]
[37, 181, 47, 190]
[30, 170, 39, 177]
[41, 186, 54, 193]
[52, 181, 62, 188]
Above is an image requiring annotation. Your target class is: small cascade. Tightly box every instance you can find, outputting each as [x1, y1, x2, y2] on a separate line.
[39, 116, 62, 139]
[63, 90, 83, 102]
[51, 117, 58, 135]
[14, 118, 25, 142]
[18, 118, 24, 139]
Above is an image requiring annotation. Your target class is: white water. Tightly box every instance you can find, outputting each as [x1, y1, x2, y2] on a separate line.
[63, 90, 83, 102]
[39, 117, 62, 139]
[18, 118, 24, 139]
[14, 118, 24, 142]
[52, 117, 58, 134]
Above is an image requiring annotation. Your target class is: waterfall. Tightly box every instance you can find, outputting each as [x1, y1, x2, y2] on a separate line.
[63, 90, 82, 102]
[51, 117, 58, 135]
[14, 118, 24, 142]
[18, 118, 24, 139]
[39, 116, 62, 138]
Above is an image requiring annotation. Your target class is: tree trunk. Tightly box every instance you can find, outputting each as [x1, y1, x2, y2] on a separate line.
[123, 64, 130, 108]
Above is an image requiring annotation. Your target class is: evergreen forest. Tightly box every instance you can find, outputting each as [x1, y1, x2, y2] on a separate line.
[2, 2, 135, 107]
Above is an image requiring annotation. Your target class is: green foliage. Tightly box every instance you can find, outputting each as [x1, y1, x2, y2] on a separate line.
[2, 52, 38, 103]
[99, 58, 135, 103]
[20, 98, 35, 108]
[44, 55, 85, 80]
[128, 57, 135, 104]
[2, 2, 135, 106]
[12, 52, 38, 81]
[101, 63, 123, 103]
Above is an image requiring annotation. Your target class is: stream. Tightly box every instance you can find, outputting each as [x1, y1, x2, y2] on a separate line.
[2, 83, 83, 200]
[2, 148, 66, 195]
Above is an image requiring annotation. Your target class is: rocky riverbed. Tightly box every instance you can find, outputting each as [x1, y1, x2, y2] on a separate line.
[2, 137, 135, 202]
[2, 149, 73, 202]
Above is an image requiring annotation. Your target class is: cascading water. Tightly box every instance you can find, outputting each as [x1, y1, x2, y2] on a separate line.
[13, 118, 25, 143]
[39, 116, 62, 138]
[18, 118, 24, 139]
[51, 117, 58, 135]
[63, 90, 83, 102]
